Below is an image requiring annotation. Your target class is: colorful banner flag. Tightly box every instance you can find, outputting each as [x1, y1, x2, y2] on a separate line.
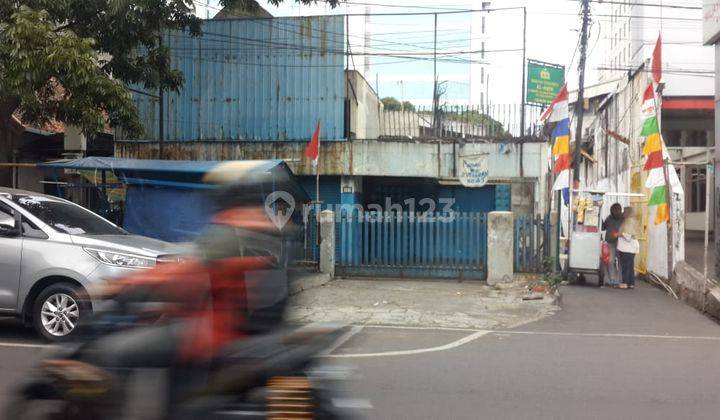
[641, 84, 657, 118]
[640, 85, 669, 224]
[544, 85, 571, 197]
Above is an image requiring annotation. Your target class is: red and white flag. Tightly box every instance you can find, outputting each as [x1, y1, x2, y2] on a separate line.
[305, 121, 320, 164]
[641, 84, 656, 118]
[652, 33, 662, 84]
[540, 84, 569, 123]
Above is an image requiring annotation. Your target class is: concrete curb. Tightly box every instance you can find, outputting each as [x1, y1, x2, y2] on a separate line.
[671, 261, 720, 321]
[288, 272, 332, 296]
[550, 287, 563, 308]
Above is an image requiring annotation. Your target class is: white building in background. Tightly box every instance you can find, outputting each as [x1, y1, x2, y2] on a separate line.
[596, 0, 714, 232]
[469, 1, 492, 106]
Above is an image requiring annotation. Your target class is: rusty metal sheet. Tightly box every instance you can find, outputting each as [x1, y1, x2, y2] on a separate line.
[131, 16, 345, 142]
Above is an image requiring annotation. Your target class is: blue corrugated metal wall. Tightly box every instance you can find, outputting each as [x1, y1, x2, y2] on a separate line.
[298, 176, 341, 261]
[364, 180, 498, 214]
[298, 176, 341, 206]
[438, 185, 496, 213]
[132, 16, 345, 141]
[495, 185, 511, 211]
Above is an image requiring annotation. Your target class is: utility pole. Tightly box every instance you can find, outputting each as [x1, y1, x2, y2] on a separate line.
[519, 7, 527, 137]
[519, 7, 527, 177]
[158, 89, 164, 159]
[433, 13, 438, 136]
[158, 31, 165, 160]
[715, 143, 720, 280]
[573, 0, 591, 184]
[364, 6, 371, 76]
[565, 0, 591, 276]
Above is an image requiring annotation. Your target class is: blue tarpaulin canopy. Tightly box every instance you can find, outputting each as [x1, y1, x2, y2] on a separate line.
[39, 157, 293, 189]
[39, 157, 308, 242]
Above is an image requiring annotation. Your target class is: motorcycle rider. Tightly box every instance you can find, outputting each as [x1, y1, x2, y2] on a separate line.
[81, 175, 297, 413]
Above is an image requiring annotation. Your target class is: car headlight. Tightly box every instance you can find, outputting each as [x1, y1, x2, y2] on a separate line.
[84, 248, 156, 269]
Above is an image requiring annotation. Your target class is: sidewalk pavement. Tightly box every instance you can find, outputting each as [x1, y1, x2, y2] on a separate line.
[287, 276, 559, 330]
[288, 270, 331, 296]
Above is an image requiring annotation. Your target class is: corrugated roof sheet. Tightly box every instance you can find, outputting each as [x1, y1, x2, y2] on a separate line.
[131, 16, 345, 142]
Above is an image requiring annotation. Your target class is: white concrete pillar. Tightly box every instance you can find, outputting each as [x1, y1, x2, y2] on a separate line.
[319, 210, 335, 277]
[64, 125, 87, 155]
[487, 211, 514, 285]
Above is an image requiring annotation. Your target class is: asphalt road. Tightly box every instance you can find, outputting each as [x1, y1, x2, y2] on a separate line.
[1, 281, 719, 419]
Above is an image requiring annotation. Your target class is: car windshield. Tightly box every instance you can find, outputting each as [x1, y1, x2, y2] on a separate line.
[12, 195, 126, 236]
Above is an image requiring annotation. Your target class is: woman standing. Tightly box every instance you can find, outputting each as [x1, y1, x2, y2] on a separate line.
[601, 203, 624, 288]
[617, 207, 640, 289]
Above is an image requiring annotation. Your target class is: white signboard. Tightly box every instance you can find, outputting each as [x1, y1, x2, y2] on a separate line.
[459, 155, 489, 188]
[703, 0, 720, 45]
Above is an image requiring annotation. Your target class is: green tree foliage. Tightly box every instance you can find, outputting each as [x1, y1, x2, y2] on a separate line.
[381, 96, 415, 112]
[401, 101, 416, 112]
[0, 0, 339, 138]
[444, 109, 506, 136]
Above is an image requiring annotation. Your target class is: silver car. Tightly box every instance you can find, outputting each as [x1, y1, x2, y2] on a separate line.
[0, 188, 181, 340]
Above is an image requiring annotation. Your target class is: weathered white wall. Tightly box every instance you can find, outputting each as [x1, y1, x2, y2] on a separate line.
[379, 110, 420, 138]
[598, 0, 713, 97]
[319, 210, 335, 277]
[64, 125, 87, 152]
[487, 211, 514, 285]
[16, 168, 44, 193]
[117, 138, 550, 214]
[347, 70, 381, 140]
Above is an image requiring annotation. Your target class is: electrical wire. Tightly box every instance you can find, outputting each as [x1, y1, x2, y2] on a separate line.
[210, 16, 466, 53]
[192, 0, 222, 12]
[327, 0, 471, 12]
[584, 0, 701, 11]
[180, 22, 523, 58]
[594, 65, 714, 78]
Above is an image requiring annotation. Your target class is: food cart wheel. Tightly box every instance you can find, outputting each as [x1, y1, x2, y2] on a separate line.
[577, 274, 586, 285]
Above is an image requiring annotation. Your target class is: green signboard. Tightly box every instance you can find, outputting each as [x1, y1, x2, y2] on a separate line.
[526, 62, 565, 106]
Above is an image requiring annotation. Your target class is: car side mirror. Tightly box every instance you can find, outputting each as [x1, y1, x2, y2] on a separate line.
[0, 212, 21, 238]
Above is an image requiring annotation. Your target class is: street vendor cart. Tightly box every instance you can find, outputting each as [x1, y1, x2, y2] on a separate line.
[561, 190, 644, 286]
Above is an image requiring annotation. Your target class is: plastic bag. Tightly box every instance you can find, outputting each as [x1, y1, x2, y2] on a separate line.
[600, 241, 610, 265]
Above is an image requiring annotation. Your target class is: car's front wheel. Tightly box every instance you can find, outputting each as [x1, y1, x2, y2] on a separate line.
[33, 283, 84, 341]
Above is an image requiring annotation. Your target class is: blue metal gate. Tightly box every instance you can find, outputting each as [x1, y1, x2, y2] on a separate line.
[336, 212, 487, 279]
[514, 214, 552, 273]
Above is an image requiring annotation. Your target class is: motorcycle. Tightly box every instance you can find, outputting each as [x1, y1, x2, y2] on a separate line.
[5, 282, 359, 420]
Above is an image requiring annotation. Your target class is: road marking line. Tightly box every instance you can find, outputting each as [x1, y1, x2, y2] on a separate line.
[494, 330, 720, 341]
[323, 325, 364, 355]
[0, 341, 50, 349]
[354, 325, 720, 341]
[324, 330, 490, 358]
[332, 398, 373, 409]
[356, 324, 481, 332]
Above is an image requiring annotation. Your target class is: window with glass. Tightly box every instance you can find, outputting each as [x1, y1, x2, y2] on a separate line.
[689, 167, 707, 213]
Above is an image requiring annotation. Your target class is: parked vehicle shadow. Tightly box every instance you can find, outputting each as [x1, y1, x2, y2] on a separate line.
[0, 317, 44, 344]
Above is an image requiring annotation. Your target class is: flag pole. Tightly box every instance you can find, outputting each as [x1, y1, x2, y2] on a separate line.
[652, 84, 673, 279]
[315, 119, 320, 210]
[315, 120, 321, 252]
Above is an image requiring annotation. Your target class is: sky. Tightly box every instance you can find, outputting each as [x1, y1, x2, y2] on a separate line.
[191, 0, 711, 106]
[191, 0, 581, 107]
